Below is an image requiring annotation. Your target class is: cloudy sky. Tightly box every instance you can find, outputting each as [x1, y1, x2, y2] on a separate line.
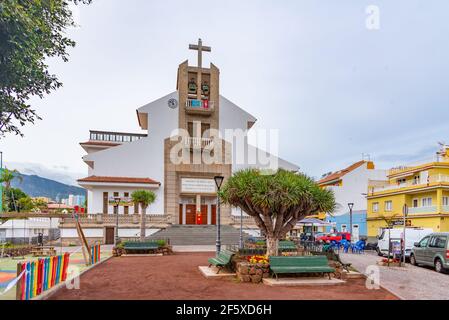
[2, 0, 449, 185]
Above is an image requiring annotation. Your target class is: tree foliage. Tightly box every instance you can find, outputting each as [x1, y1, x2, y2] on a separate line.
[219, 169, 336, 255]
[131, 189, 156, 241]
[0, 0, 91, 137]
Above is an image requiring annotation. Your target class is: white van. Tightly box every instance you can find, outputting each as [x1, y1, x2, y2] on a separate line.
[376, 227, 433, 258]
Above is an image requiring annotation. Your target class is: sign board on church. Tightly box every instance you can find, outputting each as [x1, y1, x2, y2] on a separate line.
[181, 178, 216, 194]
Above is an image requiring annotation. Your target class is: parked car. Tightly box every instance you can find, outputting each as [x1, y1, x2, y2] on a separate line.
[410, 232, 449, 273]
[376, 227, 433, 258]
[317, 232, 351, 242]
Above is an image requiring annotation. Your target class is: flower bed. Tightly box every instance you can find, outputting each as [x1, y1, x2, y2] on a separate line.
[236, 255, 270, 283]
[377, 258, 402, 267]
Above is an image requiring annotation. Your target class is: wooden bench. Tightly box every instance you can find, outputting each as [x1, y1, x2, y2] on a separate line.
[269, 256, 335, 280]
[123, 241, 160, 254]
[31, 246, 56, 257]
[208, 250, 234, 274]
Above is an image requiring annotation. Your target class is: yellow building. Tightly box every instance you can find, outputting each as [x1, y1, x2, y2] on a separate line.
[367, 146, 449, 238]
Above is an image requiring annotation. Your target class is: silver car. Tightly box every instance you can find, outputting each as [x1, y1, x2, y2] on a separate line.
[410, 232, 449, 273]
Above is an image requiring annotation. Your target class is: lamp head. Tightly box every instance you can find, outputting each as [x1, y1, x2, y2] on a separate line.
[348, 203, 354, 210]
[214, 175, 224, 190]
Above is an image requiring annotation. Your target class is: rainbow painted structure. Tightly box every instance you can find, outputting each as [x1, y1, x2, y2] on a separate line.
[91, 244, 101, 265]
[16, 253, 70, 300]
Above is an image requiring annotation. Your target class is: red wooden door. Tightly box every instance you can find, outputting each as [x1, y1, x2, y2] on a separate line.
[185, 204, 196, 225]
[211, 205, 216, 225]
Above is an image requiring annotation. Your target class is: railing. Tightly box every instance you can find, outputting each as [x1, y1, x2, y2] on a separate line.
[231, 215, 254, 224]
[408, 206, 437, 214]
[370, 174, 449, 193]
[89, 130, 147, 143]
[183, 137, 214, 149]
[185, 99, 215, 109]
[388, 156, 449, 176]
[61, 214, 171, 225]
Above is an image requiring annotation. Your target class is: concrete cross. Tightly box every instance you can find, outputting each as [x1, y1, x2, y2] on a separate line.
[189, 38, 211, 69]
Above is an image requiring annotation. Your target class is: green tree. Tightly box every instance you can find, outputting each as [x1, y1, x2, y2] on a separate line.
[0, 168, 23, 211]
[131, 190, 156, 241]
[17, 196, 33, 211]
[219, 169, 336, 256]
[0, 0, 91, 137]
[3, 187, 27, 212]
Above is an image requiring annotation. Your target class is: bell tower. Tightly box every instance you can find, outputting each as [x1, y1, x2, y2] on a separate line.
[164, 39, 232, 226]
[176, 38, 220, 134]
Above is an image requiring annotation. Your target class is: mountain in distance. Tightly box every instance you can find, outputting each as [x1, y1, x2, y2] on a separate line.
[10, 173, 85, 201]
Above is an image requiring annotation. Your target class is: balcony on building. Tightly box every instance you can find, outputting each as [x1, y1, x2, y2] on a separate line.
[183, 137, 214, 150]
[369, 174, 449, 195]
[80, 130, 148, 154]
[185, 99, 215, 115]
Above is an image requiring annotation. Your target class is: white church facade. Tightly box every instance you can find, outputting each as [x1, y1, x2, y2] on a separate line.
[60, 40, 299, 244]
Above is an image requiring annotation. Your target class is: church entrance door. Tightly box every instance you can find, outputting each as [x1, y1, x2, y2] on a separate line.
[185, 204, 196, 225]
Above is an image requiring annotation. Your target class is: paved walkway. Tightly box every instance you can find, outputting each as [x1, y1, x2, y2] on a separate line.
[340, 251, 449, 300]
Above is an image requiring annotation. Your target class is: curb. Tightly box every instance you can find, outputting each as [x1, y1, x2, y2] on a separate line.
[33, 255, 114, 300]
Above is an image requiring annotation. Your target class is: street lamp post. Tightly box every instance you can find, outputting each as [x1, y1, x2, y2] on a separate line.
[348, 203, 354, 243]
[214, 175, 224, 255]
[113, 196, 121, 246]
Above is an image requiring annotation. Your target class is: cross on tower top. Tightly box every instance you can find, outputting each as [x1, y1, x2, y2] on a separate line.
[189, 38, 211, 69]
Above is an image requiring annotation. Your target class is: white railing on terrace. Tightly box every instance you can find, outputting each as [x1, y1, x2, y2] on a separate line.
[89, 130, 147, 143]
[61, 214, 170, 224]
[408, 206, 437, 214]
[370, 174, 449, 193]
[388, 156, 449, 175]
[183, 137, 214, 148]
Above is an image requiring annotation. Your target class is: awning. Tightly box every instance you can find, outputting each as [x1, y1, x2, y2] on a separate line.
[296, 217, 332, 227]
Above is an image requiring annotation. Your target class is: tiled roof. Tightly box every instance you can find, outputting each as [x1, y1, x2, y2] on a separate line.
[318, 161, 367, 185]
[77, 176, 160, 185]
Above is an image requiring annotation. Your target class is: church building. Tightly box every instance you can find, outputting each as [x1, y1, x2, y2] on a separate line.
[60, 40, 299, 244]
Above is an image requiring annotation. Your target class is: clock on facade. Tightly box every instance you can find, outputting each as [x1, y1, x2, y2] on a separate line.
[168, 98, 178, 109]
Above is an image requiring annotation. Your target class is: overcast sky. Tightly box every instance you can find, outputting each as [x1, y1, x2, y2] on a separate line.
[2, 0, 449, 185]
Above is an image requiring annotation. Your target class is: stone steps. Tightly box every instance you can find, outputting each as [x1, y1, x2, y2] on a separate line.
[147, 225, 251, 245]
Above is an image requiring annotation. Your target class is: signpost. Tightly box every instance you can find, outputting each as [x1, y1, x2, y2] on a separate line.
[402, 204, 408, 267]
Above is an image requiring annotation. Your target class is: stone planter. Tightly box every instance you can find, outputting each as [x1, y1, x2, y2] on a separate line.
[236, 262, 270, 283]
[377, 261, 401, 267]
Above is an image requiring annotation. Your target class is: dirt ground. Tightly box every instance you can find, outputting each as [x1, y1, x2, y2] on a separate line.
[50, 252, 398, 300]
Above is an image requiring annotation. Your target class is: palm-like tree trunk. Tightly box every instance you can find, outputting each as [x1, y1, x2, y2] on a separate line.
[140, 204, 147, 241]
[266, 237, 279, 256]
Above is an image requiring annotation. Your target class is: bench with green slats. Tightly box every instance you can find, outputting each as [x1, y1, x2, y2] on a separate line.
[123, 241, 160, 253]
[208, 250, 234, 273]
[269, 255, 335, 280]
[279, 240, 297, 252]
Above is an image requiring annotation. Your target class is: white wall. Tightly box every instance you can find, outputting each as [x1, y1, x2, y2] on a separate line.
[88, 186, 161, 214]
[61, 228, 103, 238]
[219, 95, 299, 173]
[83, 91, 179, 215]
[328, 163, 387, 216]
[60, 228, 160, 238]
